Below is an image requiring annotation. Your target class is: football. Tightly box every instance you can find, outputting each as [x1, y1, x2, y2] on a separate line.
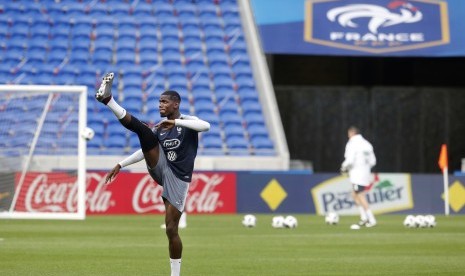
[403, 215, 416, 228]
[325, 212, 339, 225]
[81, 127, 95, 141]
[414, 215, 428, 228]
[271, 216, 285, 228]
[424, 214, 436, 228]
[283, 215, 298, 228]
[242, 214, 256, 228]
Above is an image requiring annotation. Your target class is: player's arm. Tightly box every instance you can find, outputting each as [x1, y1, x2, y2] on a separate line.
[105, 149, 144, 184]
[341, 145, 355, 173]
[175, 116, 210, 132]
[156, 116, 210, 132]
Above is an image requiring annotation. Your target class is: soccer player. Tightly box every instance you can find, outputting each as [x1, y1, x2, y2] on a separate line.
[95, 72, 210, 276]
[340, 126, 377, 227]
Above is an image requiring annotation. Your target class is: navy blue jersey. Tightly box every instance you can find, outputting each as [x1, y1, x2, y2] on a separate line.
[154, 115, 200, 182]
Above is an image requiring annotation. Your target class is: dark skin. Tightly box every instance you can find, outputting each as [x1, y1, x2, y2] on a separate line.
[104, 94, 184, 259]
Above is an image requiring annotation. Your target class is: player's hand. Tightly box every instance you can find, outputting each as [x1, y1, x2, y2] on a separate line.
[155, 119, 175, 130]
[105, 164, 121, 184]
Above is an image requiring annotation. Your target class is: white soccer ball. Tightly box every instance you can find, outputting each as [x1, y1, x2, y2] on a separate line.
[272, 216, 285, 228]
[283, 215, 298, 228]
[424, 214, 436, 228]
[242, 214, 256, 228]
[403, 215, 416, 228]
[81, 127, 95, 141]
[325, 212, 339, 225]
[415, 215, 428, 228]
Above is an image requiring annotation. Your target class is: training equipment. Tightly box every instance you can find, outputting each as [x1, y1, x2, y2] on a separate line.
[283, 215, 298, 228]
[350, 224, 361, 230]
[0, 85, 87, 220]
[424, 214, 436, 227]
[325, 212, 339, 225]
[242, 214, 256, 227]
[81, 127, 95, 141]
[414, 215, 428, 228]
[403, 215, 416, 228]
[272, 215, 285, 228]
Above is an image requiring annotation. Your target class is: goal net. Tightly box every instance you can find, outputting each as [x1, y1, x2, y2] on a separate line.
[0, 85, 87, 220]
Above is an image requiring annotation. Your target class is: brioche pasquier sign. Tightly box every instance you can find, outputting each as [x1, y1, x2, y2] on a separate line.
[14, 172, 237, 214]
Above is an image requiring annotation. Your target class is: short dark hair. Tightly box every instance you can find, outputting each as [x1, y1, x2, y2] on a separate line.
[161, 90, 181, 103]
[348, 126, 360, 134]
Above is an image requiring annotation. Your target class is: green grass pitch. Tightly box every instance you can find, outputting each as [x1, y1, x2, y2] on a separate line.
[1, 214, 465, 275]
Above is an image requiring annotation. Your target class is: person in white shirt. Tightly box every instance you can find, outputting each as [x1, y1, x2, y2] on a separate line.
[341, 126, 377, 227]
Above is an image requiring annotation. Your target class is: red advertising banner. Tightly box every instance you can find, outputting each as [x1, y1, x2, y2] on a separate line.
[14, 172, 237, 215]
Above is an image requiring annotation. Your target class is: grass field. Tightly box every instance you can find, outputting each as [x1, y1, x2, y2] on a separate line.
[1, 214, 465, 275]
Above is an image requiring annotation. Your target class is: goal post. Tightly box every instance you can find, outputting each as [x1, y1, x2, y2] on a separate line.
[0, 85, 87, 220]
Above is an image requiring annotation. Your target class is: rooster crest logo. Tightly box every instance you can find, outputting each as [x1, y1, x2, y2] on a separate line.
[327, 1, 423, 34]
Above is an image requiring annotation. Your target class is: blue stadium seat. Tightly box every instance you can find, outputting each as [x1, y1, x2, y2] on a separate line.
[133, 2, 153, 17]
[138, 16, 158, 29]
[215, 87, 235, 103]
[95, 16, 115, 29]
[89, 3, 108, 17]
[30, 25, 50, 40]
[226, 136, 248, 150]
[224, 124, 245, 139]
[238, 87, 259, 102]
[251, 136, 274, 150]
[218, 100, 239, 114]
[197, 4, 217, 18]
[73, 16, 93, 29]
[26, 50, 46, 66]
[116, 53, 136, 67]
[109, 3, 131, 17]
[154, 3, 175, 17]
[50, 25, 70, 40]
[175, 2, 197, 17]
[244, 112, 265, 126]
[220, 112, 242, 127]
[194, 99, 216, 113]
[95, 25, 115, 39]
[202, 135, 223, 149]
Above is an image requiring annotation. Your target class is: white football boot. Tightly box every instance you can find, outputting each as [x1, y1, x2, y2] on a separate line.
[95, 72, 114, 103]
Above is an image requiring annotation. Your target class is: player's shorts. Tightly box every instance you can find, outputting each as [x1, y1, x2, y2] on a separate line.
[147, 147, 189, 212]
[352, 184, 368, 194]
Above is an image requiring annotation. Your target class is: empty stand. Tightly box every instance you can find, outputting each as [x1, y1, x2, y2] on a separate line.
[0, 0, 274, 156]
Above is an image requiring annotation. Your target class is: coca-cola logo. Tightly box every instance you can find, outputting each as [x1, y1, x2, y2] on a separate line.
[22, 173, 114, 213]
[131, 173, 225, 214]
[132, 174, 165, 213]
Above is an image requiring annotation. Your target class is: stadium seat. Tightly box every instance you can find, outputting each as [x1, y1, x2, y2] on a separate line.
[251, 136, 274, 150]
[220, 112, 243, 127]
[154, 3, 175, 17]
[224, 124, 245, 139]
[89, 3, 109, 17]
[202, 135, 223, 149]
[133, 3, 153, 17]
[247, 124, 269, 139]
[198, 4, 217, 18]
[109, 3, 131, 17]
[226, 136, 249, 150]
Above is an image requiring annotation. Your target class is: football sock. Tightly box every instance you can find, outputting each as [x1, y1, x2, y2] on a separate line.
[366, 209, 376, 223]
[120, 115, 158, 152]
[106, 97, 126, 119]
[170, 258, 181, 276]
[359, 206, 367, 221]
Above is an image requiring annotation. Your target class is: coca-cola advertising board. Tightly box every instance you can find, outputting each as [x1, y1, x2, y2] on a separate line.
[14, 172, 237, 215]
